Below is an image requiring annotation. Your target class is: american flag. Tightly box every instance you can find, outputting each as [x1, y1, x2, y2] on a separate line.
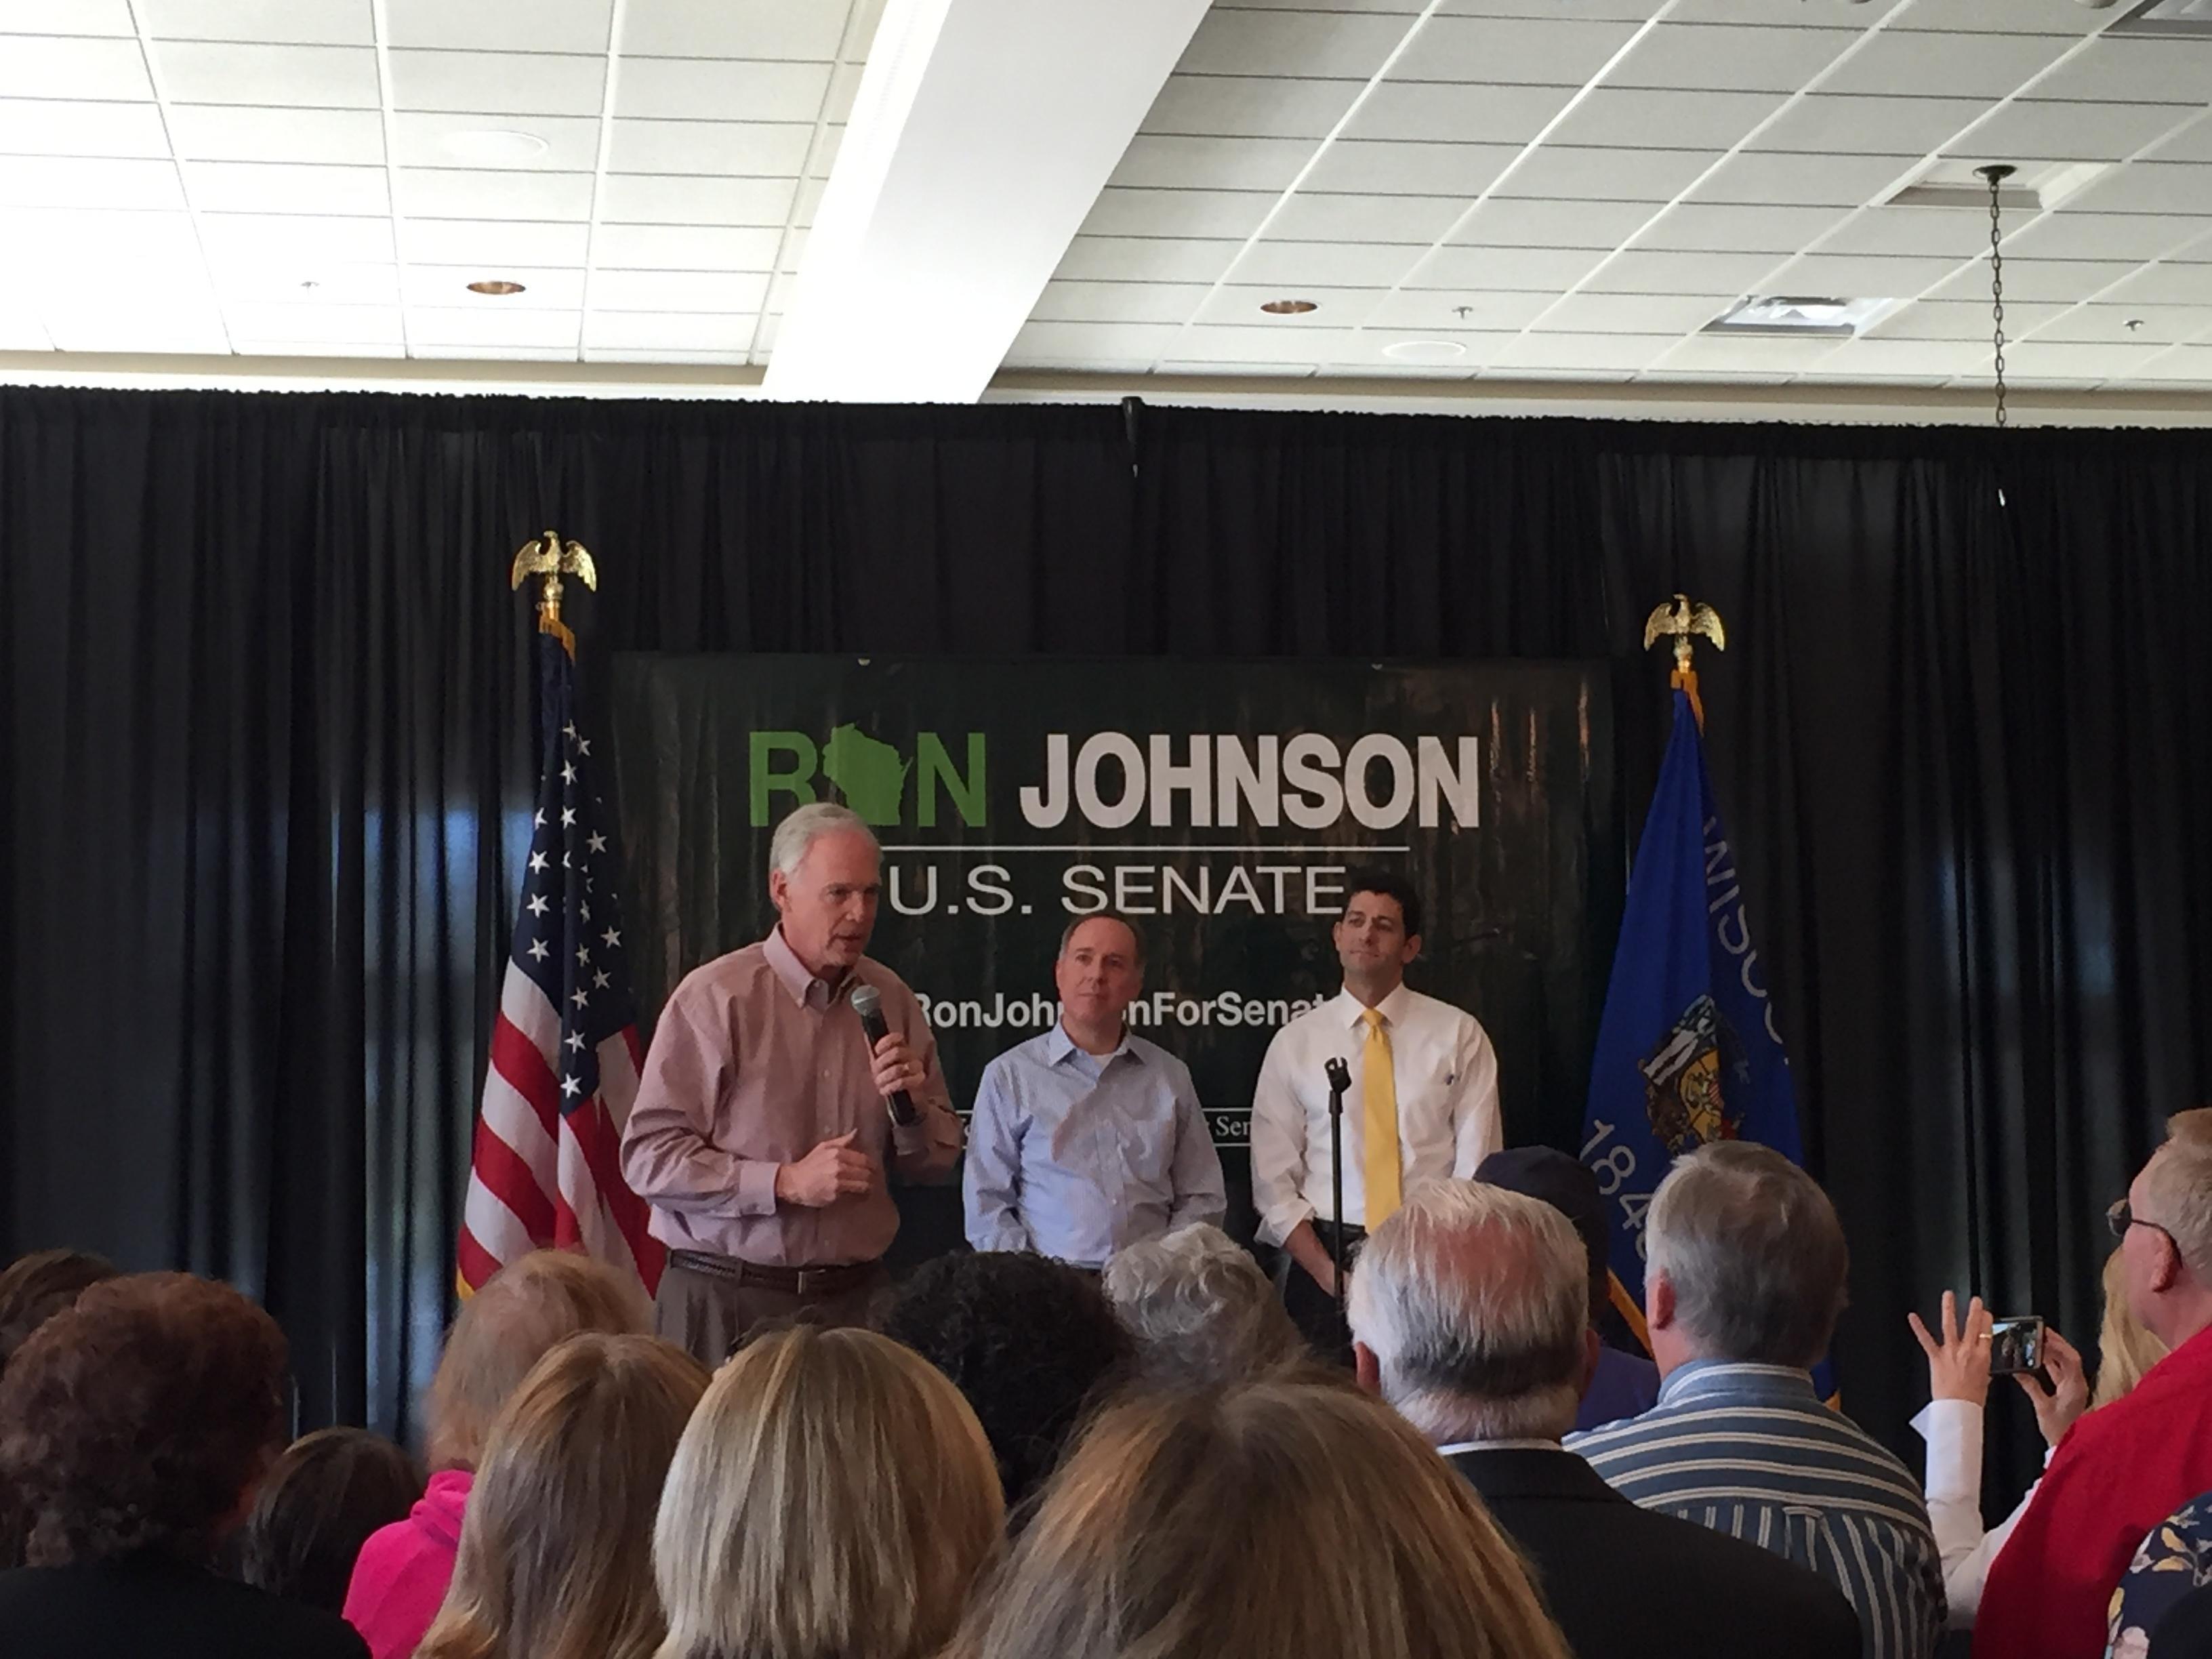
[458, 632, 664, 1296]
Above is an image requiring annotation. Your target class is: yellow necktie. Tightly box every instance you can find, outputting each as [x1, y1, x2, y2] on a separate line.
[1361, 1008, 1401, 1227]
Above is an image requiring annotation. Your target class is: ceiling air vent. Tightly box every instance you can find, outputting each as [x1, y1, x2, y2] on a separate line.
[2109, 1, 2212, 39]
[1883, 160, 2106, 212]
[1703, 296, 1893, 338]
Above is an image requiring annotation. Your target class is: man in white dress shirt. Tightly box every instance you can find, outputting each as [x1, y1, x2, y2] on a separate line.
[1250, 868, 1502, 1356]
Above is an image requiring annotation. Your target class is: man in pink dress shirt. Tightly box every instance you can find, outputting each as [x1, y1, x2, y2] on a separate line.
[619, 802, 962, 1364]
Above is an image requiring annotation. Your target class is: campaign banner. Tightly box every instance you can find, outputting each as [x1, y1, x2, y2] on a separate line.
[609, 655, 1618, 1178]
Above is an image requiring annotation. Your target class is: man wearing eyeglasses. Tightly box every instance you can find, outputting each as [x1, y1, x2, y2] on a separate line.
[1973, 1109, 2212, 1659]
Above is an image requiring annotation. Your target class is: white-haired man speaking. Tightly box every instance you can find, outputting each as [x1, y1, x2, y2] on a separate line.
[1349, 1179, 1862, 1659]
[620, 802, 960, 1364]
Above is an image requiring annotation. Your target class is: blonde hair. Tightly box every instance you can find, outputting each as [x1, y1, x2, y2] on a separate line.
[653, 1326, 1004, 1659]
[2092, 1246, 2168, 1410]
[426, 1251, 651, 1469]
[417, 1334, 708, 1659]
[2142, 1108, 2212, 1285]
[945, 1377, 1572, 1659]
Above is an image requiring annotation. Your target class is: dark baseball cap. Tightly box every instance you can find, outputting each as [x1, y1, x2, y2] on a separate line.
[1475, 1145, 1606, 1279]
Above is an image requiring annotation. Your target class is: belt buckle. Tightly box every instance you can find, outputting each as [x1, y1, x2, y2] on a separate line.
[794, 1266, 827, 1296]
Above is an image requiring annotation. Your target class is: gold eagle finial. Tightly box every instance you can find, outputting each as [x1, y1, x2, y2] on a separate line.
[510, 529, 597, 647]
[1642, 592, 1725, 681]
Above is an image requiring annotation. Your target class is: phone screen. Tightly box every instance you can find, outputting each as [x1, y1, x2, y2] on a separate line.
[1989, 1315, 2046, 1377]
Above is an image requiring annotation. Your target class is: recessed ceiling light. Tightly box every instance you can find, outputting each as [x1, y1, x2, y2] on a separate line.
[1382, 339, 1467, 363]
[441, 129, 549, 163]
[1259, 298, 1318, 315]
[467, 279, 527, 296]
[1705, 295, 1893, 337]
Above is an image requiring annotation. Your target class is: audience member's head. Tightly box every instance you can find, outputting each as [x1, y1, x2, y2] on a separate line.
[653, 1325, 1004, 1659]
[2119, 1107, 2212, 1349]
[1347, 1180, 1593, 1443]
[419, 1334, 707, 1659]
[945, 1377, 1571, 1659]
[1643, 1141, 1849, 1374]
[425, 1248, 651, 1471]
[877, 1251, 1132, 1510]
[1101, 1224, 1304, 1389]
[2093, 1244, 2169, 1410]
[1475, 1147, 1615, 1327]
[0, 1273, 285, 1568]
[0, 1248, 119, 1377]
[233, 1427, 422, 1614]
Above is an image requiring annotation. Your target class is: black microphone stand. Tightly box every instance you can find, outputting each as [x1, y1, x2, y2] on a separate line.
[1324, 1056, 1351, 1309]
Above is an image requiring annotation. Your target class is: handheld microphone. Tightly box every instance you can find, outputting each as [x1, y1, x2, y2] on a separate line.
[848, 984, 918, 1127]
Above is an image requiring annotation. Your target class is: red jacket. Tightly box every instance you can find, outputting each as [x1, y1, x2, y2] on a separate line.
[1975, 1323, 2212, 1659]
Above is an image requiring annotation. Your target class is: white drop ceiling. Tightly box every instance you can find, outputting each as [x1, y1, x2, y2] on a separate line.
[1, 0, 2211, 412]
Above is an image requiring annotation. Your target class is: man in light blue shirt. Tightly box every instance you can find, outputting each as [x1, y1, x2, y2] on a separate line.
[964, 913, 1226, 1267]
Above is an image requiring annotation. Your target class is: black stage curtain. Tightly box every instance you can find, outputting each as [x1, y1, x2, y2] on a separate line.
[5, 388, 2209, 1502]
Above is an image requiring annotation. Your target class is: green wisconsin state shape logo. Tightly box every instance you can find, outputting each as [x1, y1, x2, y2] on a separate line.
[819, 723, 910, 825]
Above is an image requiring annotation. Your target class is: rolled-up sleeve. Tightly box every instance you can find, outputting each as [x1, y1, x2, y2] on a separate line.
[887, 997, 961, 1184]
[962, 1060, 1032, 1252]
[1250, 1031, 1311, 1248]
[619, 991, 781, 1219]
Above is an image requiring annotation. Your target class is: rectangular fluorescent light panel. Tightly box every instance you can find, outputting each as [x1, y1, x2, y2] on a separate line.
[1704, 295, 1893, 338]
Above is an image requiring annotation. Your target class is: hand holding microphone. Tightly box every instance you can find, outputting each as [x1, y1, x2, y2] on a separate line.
[850, 983, 922, 1127]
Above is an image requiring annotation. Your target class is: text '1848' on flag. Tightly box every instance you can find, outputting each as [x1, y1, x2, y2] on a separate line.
[458, 631, 664, 1297]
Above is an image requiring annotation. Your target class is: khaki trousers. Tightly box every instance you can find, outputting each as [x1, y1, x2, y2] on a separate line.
[653, 1254, 890, 1367]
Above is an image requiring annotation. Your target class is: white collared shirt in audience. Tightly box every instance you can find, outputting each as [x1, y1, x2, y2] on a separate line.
[1910, 1396, 2049, 1628]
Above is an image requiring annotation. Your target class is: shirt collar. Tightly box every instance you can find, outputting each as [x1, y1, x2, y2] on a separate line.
[1435, 1437, 1565, 1456]
[1047, 1021, 1136, 1066]
[764, 926, 846, 1010]
[1332, 980, 1414, 1031]
[1656, 1359, 1819, 1408]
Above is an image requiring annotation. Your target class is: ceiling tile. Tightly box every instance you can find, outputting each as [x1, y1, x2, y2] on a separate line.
[1081, 186, 1278, 241]
[585, 267, 771, 310]
[1265, 192, 1469, 245]
[1553, 87, 1787, 151]
[1687, 150, 1911, 208]
[1867, 298, 2068, 341]
[1953, 101, 2200, 165]
[42, 302, 231, 353]
[808, 123, 841, 176]
[1767, 252, 1973, 297]
[1409, 14, 1645, 83]
[197, 209, 393, 264]
[184, 159, 390, 215]
[2072, 162, 2212, 217]
[405, 304, 582, 348]
[615, 57, 831, 123]
[2147, 123, 2212, 166]
[2003, 212, 2212, 265]
[1816, 209, 2010, 260]
[2078, 260, 2212, 307]
[1363, 287, 1557, 330]
[384, 0, 613, 53]
[1887, 0, 2099, 33]
[1493, 331, 1676, 371]
[2027, 41, 2212, 107]
[2000, 340, 2170, 382]
[1648, 331, 1842, 373]
[139, 0, 373, 45]
[792, 175, 821, 226]
[394, 168, 596, 220]
[387, 49, 606, 117]
[0, 36, 153, 100]
[0, 206, 203, 270]
[151, 41, 380, 108]
[1582, 247, 1781, 293]
[1607, 23, 1857, 93]
[618, 0, 849, 59]
[1406, 244, 1607, 289]
[0, 98, 169, 158]
[1927, 256, 2142, 304]
[1538, 290, 1737, 333]
[209, 261, 400, 304]
[400, 265, 586, 306]
[390, 111, 602, 171]
[605, 117, 813, 177]
[395, 218, 590, 266]
[166, 104, 385, 165]
[2127, 344, 2212, 383]
[1815, 30, 2074, 98]
[1142, 75, 1364, 141]
[581, 310, 761, 350]
[583, 347, 756, 364]
[1814, 335, 1991, 377]
[1174, 322, 1357, 363]
[1445, 197, 1650, 252]
[1110, 134, 1317, 194]
[1192, 285, 1382, 327]
[1233, 237, 1422, 287]
[2031, 302, 2212, 346]
[821, 62, 862, 123]
[590, 222, 783, 269]
[1006, 319, 1178, 365]
[232, 339, 404, 356]
[1334, 328, 1513, 368]
[1635, 201, 1849, 253]
[0, 155, 184, 210]
[1351, 81, 1578, 145]
[1298, 139, 1519, 198]
[0, 1, 135, 37]
[220, 299, 403, 344]
[1664, 0, 1895, 22]
[598, 173, 797, 226]
[1176, 8, 1410, 79]
[1494, 144, 1721, 202]
[0, 314, 53, 349]
[1054, 234, 1244, 284]
[1754, 96, 1987, 157]
[1155, 360, 1319, 378]
[409, 344, 581, 361]
[1030, 280, 1213, 325]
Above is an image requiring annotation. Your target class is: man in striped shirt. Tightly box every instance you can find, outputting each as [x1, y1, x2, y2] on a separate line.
[1567, 1143, 1944, 1659]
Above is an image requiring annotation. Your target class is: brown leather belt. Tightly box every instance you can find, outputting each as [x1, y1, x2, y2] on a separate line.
[668, 1248, 882, 1298]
